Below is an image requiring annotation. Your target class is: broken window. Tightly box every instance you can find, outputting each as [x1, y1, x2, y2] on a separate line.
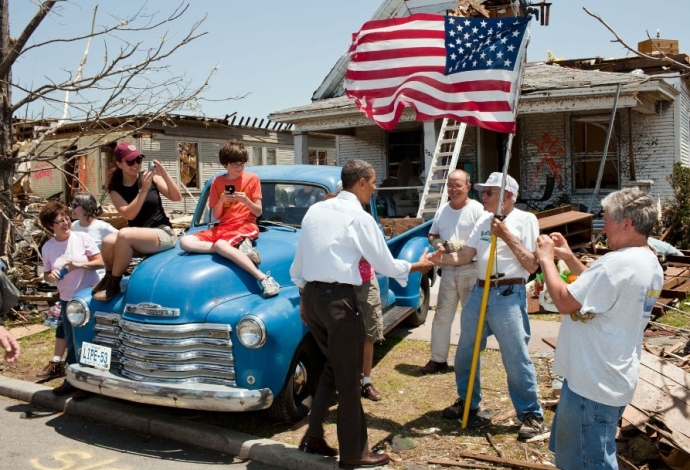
[572, 115, 619, 191]
[308, 149, 336, 165]
[179, 141, 199, 189]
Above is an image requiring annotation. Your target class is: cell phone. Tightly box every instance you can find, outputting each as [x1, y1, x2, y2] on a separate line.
[148, 161, 155, 171]
[225, 184, 235, 194]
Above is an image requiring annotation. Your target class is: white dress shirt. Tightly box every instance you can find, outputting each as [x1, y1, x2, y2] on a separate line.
[290, 191, 412, 288]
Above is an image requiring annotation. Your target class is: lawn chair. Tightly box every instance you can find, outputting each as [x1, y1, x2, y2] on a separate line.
[522, 176, 555, 211]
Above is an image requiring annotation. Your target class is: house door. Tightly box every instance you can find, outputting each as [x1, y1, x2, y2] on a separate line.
[478, 128, 520, 187]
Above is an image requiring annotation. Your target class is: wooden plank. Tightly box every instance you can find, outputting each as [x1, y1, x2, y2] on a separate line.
[434, 452, 557, 470]
[538, 212, 593, 231]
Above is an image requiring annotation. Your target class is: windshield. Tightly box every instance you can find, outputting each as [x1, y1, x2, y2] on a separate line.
[193, 182, 329, 228]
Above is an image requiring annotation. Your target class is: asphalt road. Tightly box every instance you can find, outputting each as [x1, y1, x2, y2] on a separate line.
[0, 395, 280, 470]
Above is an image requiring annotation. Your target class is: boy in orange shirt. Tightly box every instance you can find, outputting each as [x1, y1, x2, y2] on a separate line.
[180, 139, 279, 298]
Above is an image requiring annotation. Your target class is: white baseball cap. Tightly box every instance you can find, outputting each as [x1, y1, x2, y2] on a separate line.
[475, 172, 519, 195]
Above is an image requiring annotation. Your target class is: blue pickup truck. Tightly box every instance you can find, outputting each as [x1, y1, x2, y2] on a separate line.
[66, 165, 434, 423]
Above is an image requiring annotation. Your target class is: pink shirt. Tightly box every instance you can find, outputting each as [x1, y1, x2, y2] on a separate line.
[42, 232, 100, 301]
[358, 259, 375, 282]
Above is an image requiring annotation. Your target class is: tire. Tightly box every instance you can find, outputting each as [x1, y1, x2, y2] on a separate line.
[404, 275, 430, 327]
[267, 337, 324, 423]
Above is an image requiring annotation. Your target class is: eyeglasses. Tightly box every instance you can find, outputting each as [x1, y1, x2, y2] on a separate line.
[482, 189, 499, 197]
[123, 156, 144, 166]
[52, 218, 70, 226]
[228, 162, 247, 168]
[70, 203, 81, 209]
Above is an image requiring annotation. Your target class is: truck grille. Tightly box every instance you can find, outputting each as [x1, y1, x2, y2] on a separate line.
[93, 312, 235, 386]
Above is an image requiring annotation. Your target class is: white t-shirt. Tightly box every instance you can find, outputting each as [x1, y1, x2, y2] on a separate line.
[554, 247, 663, 406]
[42, 231, 101, 301]
[72, 219, 117, 279]
[430, 199, 485, 243]
[466, 208, 538, 281]
[71, 219, 117, 249]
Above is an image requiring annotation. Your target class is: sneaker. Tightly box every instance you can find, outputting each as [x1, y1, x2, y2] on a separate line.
[518, 412, 548, 441]
[442, 398, 471, 419]
[441, 398, 490, 429]
[239, 238, 261, 265]
[36, 361, 64, 379]
[259, 273, 279, 298]
[420, 360, 448, 374]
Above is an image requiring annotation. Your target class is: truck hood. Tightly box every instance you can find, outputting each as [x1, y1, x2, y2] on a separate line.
[119, 227, 299, 323]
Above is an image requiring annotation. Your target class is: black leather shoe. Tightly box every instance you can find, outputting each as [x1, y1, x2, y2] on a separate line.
[52, 382, 77, 396]
[339, 452, 390, 468]
[420, 360, 448, 374]
[298, 436, 338, 457]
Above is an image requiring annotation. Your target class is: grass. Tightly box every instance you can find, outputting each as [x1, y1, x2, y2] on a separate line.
[2, 303, 688, 469]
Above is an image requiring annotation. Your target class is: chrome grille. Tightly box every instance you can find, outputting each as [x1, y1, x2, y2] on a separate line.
[93, 312, 235, 386]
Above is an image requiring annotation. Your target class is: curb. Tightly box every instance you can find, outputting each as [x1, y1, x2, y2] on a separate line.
[0, 376, 346, 470]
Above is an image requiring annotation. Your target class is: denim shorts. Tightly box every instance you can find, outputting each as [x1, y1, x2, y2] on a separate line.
[549, 379, 625, 470]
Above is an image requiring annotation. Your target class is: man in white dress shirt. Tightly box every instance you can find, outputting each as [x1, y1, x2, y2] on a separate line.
[290, 159, 434, 468]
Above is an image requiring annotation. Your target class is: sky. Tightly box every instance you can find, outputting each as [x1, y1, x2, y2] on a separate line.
[8, 1, 689, 123]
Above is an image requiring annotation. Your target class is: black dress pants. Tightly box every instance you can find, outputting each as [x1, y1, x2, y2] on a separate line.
[302, 281, 367, 461]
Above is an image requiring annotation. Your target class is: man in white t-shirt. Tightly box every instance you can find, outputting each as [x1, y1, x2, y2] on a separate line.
[429, 172, 545, 441]
[536, 187, 663, 470]
[420, 170, 484, 374]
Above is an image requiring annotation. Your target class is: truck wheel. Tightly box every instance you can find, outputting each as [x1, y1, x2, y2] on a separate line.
[267, 337, 324, 423]
[405, 275, 430, 327]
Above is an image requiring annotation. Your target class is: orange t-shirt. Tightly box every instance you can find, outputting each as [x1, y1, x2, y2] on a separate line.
[209, 172, 262, 226]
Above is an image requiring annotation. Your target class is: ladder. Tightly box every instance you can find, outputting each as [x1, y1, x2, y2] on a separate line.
[70, 155, 87, 195]
[416, 118, 467, 219]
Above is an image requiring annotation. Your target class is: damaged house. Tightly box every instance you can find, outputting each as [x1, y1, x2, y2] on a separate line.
[268, 0, 689, 216]
[19, 114, 335, 214]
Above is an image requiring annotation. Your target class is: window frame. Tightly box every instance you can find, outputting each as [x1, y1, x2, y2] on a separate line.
[571, 114, 620, 193]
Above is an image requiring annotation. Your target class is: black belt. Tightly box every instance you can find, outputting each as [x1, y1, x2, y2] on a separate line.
[308, 281, 355, 288]
[476, 278, 526, 288]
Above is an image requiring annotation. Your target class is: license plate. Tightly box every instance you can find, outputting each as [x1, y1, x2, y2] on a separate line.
[80, 342, 111, 371]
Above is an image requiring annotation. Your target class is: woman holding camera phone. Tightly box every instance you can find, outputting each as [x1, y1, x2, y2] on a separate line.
[179, 139, 279, 298]
[92, 141, 182, 301]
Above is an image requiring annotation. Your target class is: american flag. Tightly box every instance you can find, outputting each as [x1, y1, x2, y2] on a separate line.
[345, 14, 530, 133]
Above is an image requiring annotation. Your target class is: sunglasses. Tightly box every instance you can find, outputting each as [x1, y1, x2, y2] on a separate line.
[70, 203, 81, 209]
[122, 156, 144, 166]
[483, 189, 499, 197]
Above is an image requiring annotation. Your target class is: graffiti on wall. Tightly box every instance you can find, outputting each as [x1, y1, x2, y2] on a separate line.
[31, 162, 54, 182]
[528, 131, 565, 190]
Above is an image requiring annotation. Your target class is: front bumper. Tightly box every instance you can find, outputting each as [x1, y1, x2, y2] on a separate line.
[67, 364, 273, 412]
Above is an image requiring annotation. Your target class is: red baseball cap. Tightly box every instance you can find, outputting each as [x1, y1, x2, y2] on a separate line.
[114, 142, 142, 162]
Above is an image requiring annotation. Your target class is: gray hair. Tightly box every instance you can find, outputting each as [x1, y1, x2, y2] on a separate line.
[601, 187, 657, 236]
[71, 192, 102, 218]
[341, 160, 374, 190]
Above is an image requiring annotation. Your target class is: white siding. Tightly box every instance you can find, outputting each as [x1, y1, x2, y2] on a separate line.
[277, 148, 294, 165]
[629, 101, 677, 203]
[336, 127, 386, 182]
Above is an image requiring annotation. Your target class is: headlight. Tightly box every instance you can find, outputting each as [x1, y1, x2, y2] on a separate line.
[236, 315, 266, 349]
[66, 299, 90, 327]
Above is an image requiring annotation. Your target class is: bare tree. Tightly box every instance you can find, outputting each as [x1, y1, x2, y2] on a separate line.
[583, 6, 690, 75]
[0, 0, 221, 259]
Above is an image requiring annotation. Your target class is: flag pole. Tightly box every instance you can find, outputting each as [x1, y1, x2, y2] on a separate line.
[461, 17, 530, 430]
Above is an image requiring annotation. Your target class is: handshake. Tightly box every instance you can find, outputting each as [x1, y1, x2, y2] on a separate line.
[431, 238, 465, 253]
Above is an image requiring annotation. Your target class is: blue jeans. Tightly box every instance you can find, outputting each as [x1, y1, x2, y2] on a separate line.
[454, 284, 542, 421]
[549, 379, 624, 470]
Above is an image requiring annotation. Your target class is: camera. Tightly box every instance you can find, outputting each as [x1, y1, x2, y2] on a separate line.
[148, 161, 155, 171]
[225, 184, 235, 194]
